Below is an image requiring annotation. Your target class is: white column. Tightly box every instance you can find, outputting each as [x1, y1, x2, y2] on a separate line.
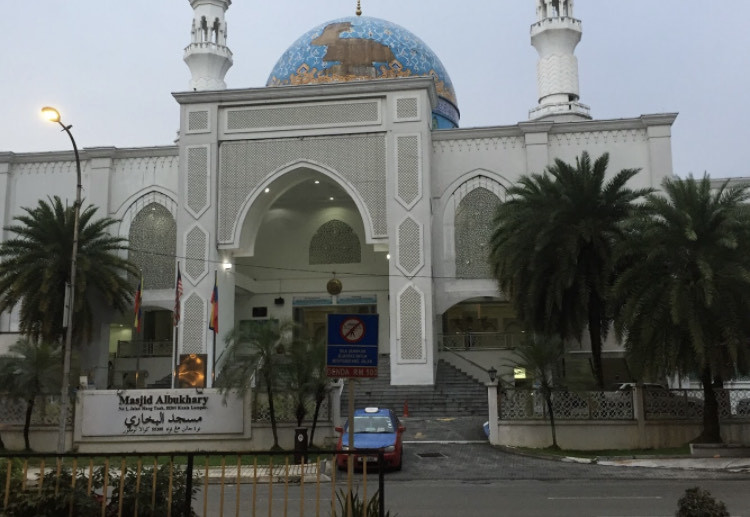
[487, 381, 499, 445]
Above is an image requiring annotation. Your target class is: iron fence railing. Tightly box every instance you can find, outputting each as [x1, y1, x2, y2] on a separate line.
[117, 340, 173, 358]
[439, 332, 523, 350]
[498, 388, 750, 421]
[0, 449, 387, 517]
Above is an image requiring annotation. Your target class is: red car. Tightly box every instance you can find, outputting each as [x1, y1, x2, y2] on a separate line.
[335, 407, 406, 470]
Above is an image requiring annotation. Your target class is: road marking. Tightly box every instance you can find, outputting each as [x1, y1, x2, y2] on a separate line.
[403, 440, 486, 444]
[548, 496, 663, 500]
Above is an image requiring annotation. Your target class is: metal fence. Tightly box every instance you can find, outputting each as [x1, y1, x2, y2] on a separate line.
[117, 340, 174, 358]
[0, 450, 387, 517]
[439, 332, 523, 350]
[499, 388, 750, 421]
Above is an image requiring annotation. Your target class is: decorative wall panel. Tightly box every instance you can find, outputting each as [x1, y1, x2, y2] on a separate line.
[396, 135, 421, 208]
[309, 220, 361, 264]
[219, 134, 386, 244]
[432, 136, 524, 154]
[226, 101, 379, 131]
[186, 146, 209, 217]
[397, 217, 423, 277]
[455, 187, 499, 279]
[128, 203, 177, 289]
[395, 97, 419, 121]
[549, 129, 647, 147]
[183, 293, 205, 354]
[188, 110, 209, 132]
[398, 285, 425, 361]
[184, 225, 208, 284]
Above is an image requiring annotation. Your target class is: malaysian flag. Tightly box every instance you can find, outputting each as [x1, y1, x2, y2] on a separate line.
[133, 275, 143, 333]
[174, 264, 183, 326]
[209, 272, 218, 334]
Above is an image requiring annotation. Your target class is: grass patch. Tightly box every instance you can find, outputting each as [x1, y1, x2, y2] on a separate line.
[513, 444, 691, 459]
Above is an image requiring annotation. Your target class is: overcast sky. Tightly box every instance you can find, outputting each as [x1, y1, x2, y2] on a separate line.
[2, 1, 748, 178]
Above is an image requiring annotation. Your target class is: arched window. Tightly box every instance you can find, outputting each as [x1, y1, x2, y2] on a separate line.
[129, 203, 177, 289]
[455, 187, 499, 278]
[309, 220, 361, 264]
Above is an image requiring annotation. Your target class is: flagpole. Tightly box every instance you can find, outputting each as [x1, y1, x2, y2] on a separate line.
[173, 263, 182, 389]
[211, 270, 218, 388]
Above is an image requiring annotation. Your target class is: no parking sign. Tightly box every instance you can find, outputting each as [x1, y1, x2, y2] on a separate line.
[326, 314, 379, 378]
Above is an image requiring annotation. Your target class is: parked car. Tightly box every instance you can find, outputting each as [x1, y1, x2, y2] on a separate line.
[614, 383, 703, 418]
[335, 407, 405, 470]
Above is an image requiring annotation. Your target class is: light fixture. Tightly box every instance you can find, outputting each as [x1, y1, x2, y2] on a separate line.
[314, 180, 320, 184]
[42, 106, 82, 454]
[222, 261, 232, 270]
[488, 366, 497, 383]
[264, 187, 270, 193]
[386, 253, 391, 260]
[329, 197, 334, 201]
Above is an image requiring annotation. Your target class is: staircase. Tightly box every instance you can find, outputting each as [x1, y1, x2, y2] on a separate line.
[340, 356, 488, 417]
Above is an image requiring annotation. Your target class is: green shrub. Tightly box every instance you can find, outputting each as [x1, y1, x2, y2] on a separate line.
[2, 468, 101, 517]
[333, 488, 396, 517]
[676, 487, 729, 517]
[105, 463, 199, 517]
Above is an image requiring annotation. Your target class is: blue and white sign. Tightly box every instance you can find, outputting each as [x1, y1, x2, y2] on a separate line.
[326, 314, 379, 377]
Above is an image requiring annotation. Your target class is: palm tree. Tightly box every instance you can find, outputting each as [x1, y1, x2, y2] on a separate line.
[216, 320, 295, 450]
[506, 335, 564, 449]
[489, 152, 650, 388]
[0, 196, 139, 344]
[0, 339, 63, 450]
[612, 175, 750, 443]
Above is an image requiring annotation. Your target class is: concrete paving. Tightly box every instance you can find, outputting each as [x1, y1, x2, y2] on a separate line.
[397, 416, 750, 476]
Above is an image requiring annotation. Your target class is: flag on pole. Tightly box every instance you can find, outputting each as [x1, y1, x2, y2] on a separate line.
[209, 272, 218, 333]
[134, 276, 143, 333]
[174, 265, 183, 326]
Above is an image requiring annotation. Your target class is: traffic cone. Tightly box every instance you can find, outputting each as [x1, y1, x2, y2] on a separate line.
[403, 400, 409, 418]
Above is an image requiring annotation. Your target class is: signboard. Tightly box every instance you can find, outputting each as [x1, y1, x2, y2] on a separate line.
[80, 389, 244, 437]
[326, 314, 378, 377]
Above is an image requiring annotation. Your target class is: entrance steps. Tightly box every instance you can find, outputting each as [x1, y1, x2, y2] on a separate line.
[340, 357, 487, 417]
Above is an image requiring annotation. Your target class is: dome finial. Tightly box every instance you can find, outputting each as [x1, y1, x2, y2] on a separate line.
[356, 0, 362, 16]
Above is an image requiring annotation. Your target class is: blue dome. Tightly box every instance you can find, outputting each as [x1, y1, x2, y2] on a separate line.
[267, 16, 459, 128]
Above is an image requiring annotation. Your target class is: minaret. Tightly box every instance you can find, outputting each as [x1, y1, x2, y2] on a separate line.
[184, 0, 233, 91]
[529, 0, 590, 121]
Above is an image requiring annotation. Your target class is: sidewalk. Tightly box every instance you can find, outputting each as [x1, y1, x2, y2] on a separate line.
[578, 456, 750, 473]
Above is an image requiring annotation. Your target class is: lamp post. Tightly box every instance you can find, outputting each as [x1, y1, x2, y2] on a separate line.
[42, 106, 81, 454]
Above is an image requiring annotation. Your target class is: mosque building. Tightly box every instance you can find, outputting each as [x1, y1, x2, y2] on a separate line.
[0, 0, 678, 389]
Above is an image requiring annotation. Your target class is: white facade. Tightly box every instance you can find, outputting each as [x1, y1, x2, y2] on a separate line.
[0, 2, 680, 388]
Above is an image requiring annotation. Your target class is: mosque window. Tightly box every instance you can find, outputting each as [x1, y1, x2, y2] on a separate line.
[455, 187, 499, 279]
[309, 220, 361, 265]
[129, 203, 177, 289]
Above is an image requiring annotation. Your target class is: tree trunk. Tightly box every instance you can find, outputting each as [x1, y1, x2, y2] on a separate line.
[696, 366, 722, 443]
[24, 398, 34, 451]
[308, 395, 324, 448]
[264, 374, 280, 449]
[588, 294, 605, 389]
[543, 389, 559, 449]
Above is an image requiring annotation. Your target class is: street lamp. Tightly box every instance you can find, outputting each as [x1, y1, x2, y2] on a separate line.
[487, 366, 498, 383]
[42, 106, 81, 454]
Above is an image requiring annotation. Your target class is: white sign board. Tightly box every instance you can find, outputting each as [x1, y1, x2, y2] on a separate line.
[80, 389, 244, 437]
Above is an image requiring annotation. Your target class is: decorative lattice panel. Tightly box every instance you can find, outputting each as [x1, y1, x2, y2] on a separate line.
[128, 203, 177, 289]
[183, 293, 206, 354]
[226, 101, 379, 130]
[397, 217, 423, 277]
[186, 146, 209, 216]
[188, 110, 209, 131]
[396, 135, 420, 207]
[395, 97, 419, 120]
[218, 134, 387, 243]
[184, 225, 208, 283]
[0, 396, 69, 426]
[398, 285, 424, 361]
[549, 129, 648, 148]
[455, 187, 499, 278]
[309, 220, 361, 264]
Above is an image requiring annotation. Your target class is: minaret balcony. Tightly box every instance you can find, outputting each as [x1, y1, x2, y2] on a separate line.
[530, 16, 582, 36]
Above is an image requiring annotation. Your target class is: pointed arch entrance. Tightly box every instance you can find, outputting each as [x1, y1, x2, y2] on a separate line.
[229, 165, 390, 351]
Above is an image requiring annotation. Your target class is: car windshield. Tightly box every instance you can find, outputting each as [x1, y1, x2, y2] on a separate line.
[350, 415, 394, 433]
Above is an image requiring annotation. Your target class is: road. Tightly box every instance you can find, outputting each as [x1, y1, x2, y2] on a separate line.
[195, 441, 750, 516]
